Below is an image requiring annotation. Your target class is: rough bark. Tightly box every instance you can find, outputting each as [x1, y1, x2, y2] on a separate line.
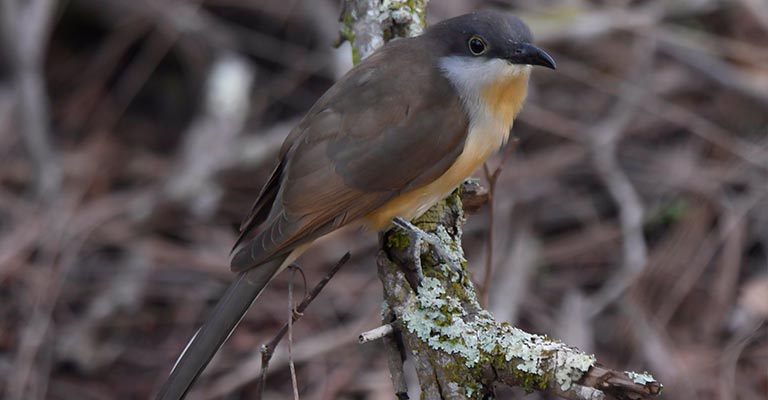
[340, 0, 428, 63]
[376, 186, 662, 400]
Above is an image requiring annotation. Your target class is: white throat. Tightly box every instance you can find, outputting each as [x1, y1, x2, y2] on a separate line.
[438, 56, 531, 115]
[438, 56, 531, 154]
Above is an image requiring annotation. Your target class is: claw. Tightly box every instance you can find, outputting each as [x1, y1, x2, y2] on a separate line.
[389, 217, 425, 292]
[392, 217, 463, 280]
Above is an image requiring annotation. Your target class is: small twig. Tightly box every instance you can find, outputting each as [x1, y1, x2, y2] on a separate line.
[209, 312, 374, 399]
[380, 311, 408, 399]
[358, 323, 394, 344]
[479, 137, 521, 306]
[257, 252, 351, 398]
[287, 267, 299, 400]
[575, 364, 663, 398]
[258, 346, 267, 400]
[459, 178, 489, 214]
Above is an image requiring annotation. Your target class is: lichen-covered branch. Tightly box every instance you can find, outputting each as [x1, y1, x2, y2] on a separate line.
[339, 0, 428, 63]
[375, 184, 663, 399]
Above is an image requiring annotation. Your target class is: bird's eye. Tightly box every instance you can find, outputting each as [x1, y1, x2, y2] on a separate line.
[468, 36, 487, 56]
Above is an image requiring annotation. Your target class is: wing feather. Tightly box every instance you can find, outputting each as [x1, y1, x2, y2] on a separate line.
[231, 37, 469, 272]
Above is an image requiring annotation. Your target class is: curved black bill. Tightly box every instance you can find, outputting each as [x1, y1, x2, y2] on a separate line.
[508, 43, 556, 70]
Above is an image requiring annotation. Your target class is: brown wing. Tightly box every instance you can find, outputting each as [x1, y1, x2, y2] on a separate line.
[230, 37, 469, 272]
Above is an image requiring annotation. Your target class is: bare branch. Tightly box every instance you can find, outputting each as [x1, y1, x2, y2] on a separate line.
[287, 268, 299, 400]
[339, 0, 428, 62]
[255, 253, 351, 398]
[0, 0, 61, 199]
[479, 137, 520, 306]
[380, 312, 408, 399]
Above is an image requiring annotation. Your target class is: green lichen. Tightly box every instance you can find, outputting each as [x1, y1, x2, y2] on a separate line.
[386, 185, 597, 396]
[351, 45, 360, 65]
[512, 366, 549, 393]
[386, 232, 410, 251]
[402, 272, 597, 392]
[408, 0, 427, 20]
[340, 12, 360, 65]
[381, 300, 391, 320]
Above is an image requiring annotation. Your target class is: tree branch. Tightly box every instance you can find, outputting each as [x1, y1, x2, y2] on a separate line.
[376, 184, 662, 399]
[339, 0, 428, 63]
[0, 0, 61, 199]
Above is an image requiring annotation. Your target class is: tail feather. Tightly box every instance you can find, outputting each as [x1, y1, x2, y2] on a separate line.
[155, 258, 284, 400]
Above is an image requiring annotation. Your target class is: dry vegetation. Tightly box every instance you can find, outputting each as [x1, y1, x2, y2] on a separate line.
[0, 0, 766, 399]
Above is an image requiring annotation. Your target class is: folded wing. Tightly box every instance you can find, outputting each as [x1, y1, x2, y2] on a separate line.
[231, 37, 469, 272]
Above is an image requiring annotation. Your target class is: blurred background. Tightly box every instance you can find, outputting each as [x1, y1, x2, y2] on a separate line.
[1, 0, 767, 399]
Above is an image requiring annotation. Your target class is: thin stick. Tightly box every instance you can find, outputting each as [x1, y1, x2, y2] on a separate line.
[380, 312, 407, 399]
[479, 138, 521, 306]
[258, 345, 268, 400]
[288, 267, 299, 400]
[358, 323, 394, 344]
[257, 252, 351, 397]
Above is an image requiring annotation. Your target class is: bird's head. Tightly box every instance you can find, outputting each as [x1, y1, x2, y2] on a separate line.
[425, 11, 555, 121]
[428, 10, 556, 75]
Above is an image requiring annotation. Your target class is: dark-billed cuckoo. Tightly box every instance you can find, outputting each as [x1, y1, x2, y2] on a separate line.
[157, 10, 555, 399]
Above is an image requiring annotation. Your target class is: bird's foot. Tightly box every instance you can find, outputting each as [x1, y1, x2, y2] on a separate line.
[389, 218, 425, 292]
[392, 217, 463, 289]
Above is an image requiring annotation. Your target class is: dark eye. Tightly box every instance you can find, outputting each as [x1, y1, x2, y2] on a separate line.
[468, 36, 487, 55]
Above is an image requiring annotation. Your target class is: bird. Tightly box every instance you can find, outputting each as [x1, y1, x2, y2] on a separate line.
[156, 10, 555, 399]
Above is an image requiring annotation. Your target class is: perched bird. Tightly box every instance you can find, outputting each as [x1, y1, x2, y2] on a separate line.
[157, 10, 555, 399]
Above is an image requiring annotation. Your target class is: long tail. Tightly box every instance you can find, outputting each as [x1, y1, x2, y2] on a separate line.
[155, 257, 284, 400]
